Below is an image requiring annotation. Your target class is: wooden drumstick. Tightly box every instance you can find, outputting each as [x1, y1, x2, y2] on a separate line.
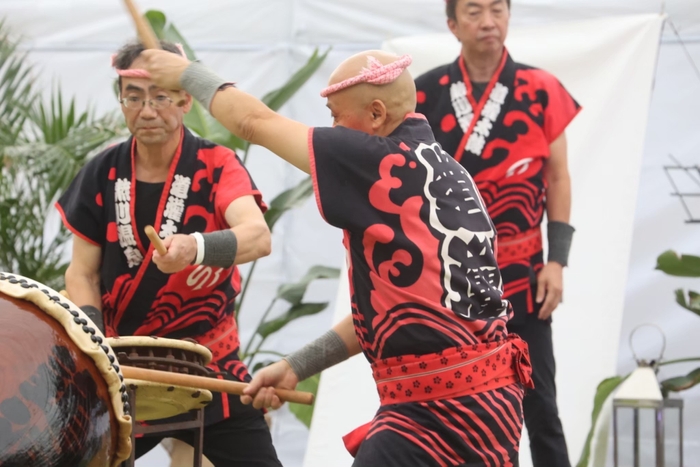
[121, 0, 186, 107]
[144, 225, 168, 256]
[122, 0, 160, 49]
[121, 366, 315, 406]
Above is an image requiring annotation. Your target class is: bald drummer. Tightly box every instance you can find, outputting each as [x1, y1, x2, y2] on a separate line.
[141, 49, 534, 466]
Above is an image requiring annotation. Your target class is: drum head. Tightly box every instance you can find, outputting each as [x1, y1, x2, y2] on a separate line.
[108, 335, 213, 366]
[124, 379, 212, 421]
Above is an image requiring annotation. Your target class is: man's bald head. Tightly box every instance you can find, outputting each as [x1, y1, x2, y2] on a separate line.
[324, 51, 416, 136]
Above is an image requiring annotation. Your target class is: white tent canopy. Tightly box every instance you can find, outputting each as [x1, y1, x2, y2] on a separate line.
[3, 1, 699, 466]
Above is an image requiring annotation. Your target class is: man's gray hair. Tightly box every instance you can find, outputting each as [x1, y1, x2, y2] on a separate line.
[114, 40, 184, 91]
[446, 0, 511, 21]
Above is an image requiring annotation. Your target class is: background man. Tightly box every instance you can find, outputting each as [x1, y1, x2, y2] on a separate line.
[414, 1, 581, 465]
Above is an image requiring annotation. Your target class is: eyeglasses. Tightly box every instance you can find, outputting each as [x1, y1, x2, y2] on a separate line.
[119, 95, 173, 110]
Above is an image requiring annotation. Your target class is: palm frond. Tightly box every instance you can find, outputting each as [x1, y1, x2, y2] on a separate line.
[0, 20, 126, 288]
[28, 84, 91, 144]
[0, 21, 36, 147]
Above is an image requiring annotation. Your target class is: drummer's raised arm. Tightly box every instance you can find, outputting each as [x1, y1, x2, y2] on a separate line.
[139, 49, 312, 174]
[209, 88, 311, 174]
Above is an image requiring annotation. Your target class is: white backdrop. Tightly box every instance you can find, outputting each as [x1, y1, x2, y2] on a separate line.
[1, 1, 698, 466]
[305, 14, 665, 467]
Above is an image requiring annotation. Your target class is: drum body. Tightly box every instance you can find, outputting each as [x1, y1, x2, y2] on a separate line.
[108, 336, 213, 421]
[0, 273, 131, 467]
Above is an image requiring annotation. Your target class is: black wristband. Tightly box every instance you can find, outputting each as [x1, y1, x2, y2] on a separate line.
[201, 230, 238, 269]
[80, 305, 105, 334]
[547, 221, 575, 267]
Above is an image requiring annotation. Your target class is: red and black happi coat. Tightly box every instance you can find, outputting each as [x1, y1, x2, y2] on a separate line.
[415, 50, 581, 315]
[310, 116, 510, 363]
[309, 117, 532, 465]
[56, 128, 266, 424]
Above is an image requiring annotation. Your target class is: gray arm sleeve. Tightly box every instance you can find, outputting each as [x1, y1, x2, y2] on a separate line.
[547, 221, 575, 267]
[202, 230, 238, 269]
[180, 62, 228, 111]
[284, 329, 350, 381]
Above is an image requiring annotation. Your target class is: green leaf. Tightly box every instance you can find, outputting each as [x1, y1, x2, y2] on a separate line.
[661, 367, 700, 394]
[144, 10, 166, 38]
[162, 24, 197, 60]
[253, 349, 286, 359]
[257, 302, 330, 339]
[264, 177, 314, 230]
[144, 10, 197, 60]
[183, 100, 246, 150]
[261, 48, 331, 112]
[252, 359, 277, 374]
[674, 289, 700, 316]
[656, 250, 700, 277]
[225, 133, 248, 152]
[276, 265, 341, 305]
[29, 87, 92, 144]
[288, 374, 320, 428]
[576, 375, 627, 467]
[182, 100, 208, 137]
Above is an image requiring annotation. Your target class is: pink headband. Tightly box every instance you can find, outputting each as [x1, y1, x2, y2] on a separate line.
[320, 54, 413, 98]
[111, 43, 186, 78]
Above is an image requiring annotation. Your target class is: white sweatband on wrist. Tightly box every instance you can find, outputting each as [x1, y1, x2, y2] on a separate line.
[191, 232, 205, 265]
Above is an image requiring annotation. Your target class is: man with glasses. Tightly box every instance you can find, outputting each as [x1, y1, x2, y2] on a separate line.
[55, 40, 282, 467]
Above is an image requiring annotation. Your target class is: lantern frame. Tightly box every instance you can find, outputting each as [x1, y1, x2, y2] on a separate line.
[612, 394, 684, 467]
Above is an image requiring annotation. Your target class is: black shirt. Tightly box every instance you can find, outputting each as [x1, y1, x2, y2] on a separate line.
[309, 117, 508, 361]
[134, 181, 164, 248]
[471, 81, 488, 102]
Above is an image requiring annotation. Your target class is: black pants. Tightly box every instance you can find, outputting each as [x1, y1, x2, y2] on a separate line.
[135, 407, 282, 467]
[507, 310, 571, 467]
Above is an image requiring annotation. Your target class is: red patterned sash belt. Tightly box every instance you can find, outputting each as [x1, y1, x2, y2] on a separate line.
[342, 335, 534, 457]
[373, 334, 533, 405]
[194, 317, 241, 365]
[496, 227, 543, 264]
